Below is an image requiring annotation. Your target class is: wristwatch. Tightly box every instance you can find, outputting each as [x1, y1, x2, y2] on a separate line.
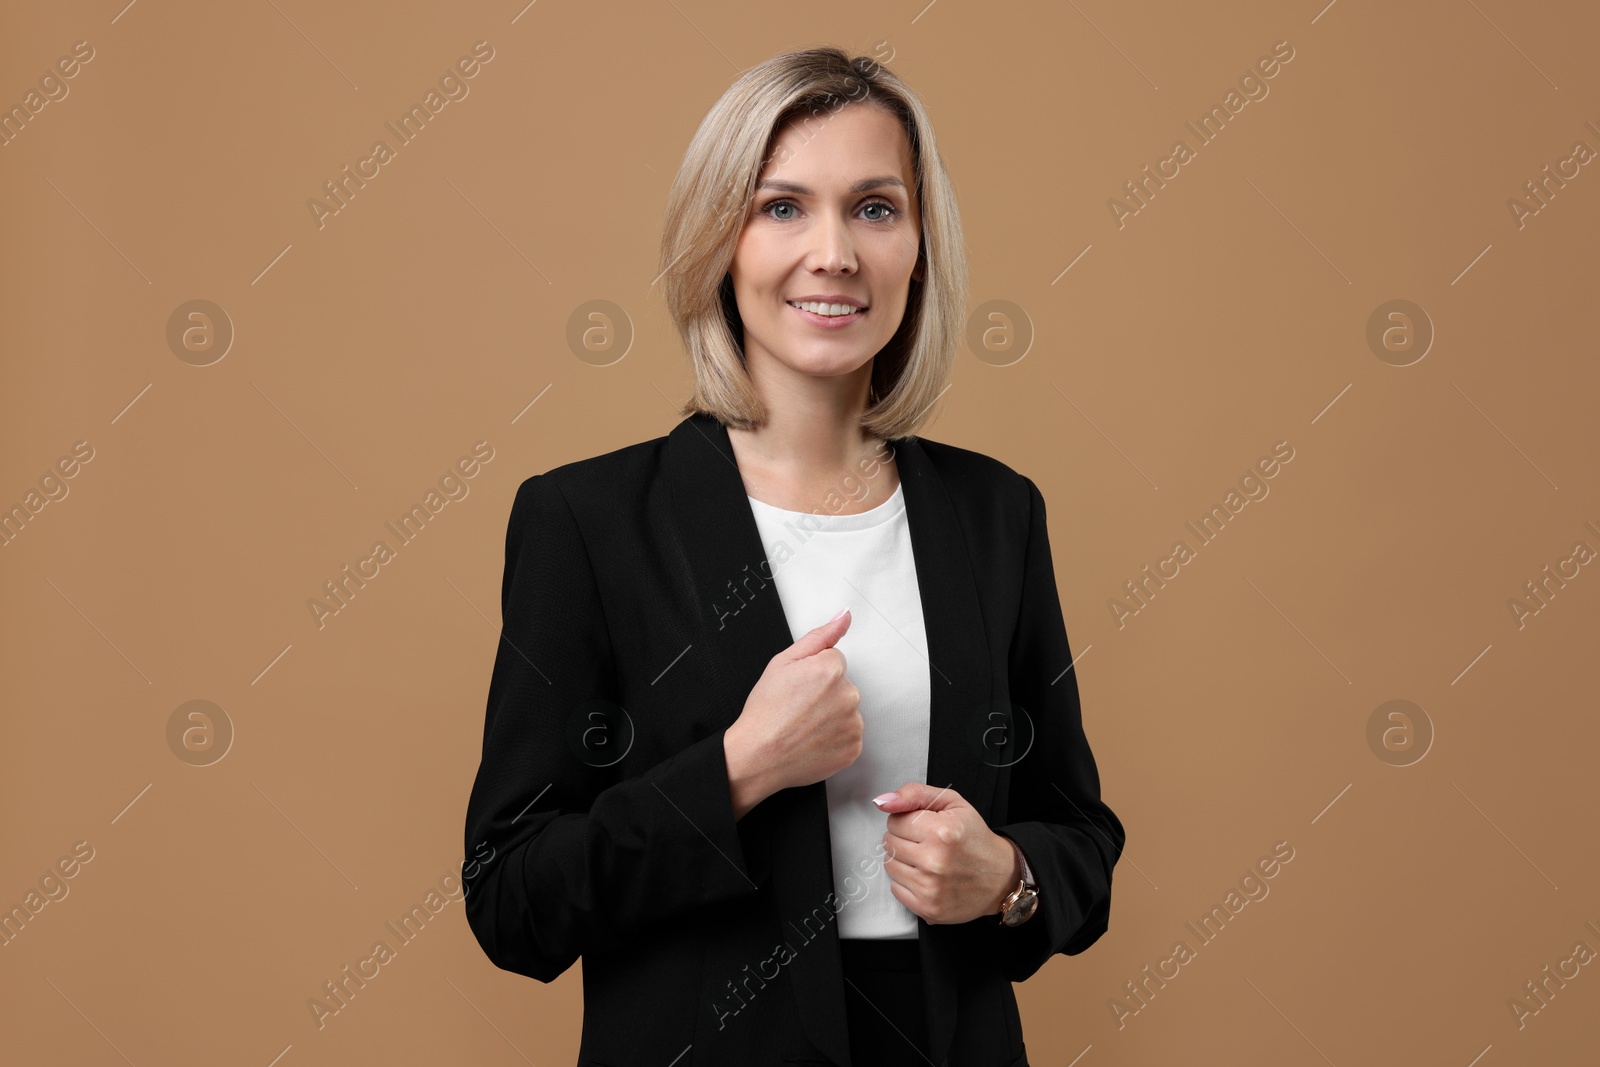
[997, 836, 1039, 927]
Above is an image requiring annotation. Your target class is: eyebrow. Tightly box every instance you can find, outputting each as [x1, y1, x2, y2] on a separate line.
[755, 176, 907, 195]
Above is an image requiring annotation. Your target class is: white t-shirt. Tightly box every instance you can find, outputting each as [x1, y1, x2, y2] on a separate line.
[745, 480, 930, 940]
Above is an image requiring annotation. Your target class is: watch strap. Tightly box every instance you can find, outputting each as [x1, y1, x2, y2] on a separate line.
[1003, 834, 1035, 887]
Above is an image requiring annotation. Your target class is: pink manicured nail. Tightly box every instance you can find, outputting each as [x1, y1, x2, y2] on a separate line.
[872, 792, 898, 807]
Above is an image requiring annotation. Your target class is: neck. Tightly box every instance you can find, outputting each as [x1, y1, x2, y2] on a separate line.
[728, 353, 880, 474]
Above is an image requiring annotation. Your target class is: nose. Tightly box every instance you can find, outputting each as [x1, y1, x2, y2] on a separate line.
[806, 208, 857, 274]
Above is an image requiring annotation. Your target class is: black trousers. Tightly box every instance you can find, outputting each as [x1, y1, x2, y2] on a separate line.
[838, 937, 931, 1062]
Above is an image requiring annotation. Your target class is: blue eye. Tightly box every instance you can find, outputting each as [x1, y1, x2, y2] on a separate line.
[758, 199, 901, 223]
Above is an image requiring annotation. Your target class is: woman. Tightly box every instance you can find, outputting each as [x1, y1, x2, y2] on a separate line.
[463, 47, 1124, 1067]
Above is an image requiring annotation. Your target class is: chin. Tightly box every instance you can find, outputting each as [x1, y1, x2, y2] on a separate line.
[780, 349, 879, 378]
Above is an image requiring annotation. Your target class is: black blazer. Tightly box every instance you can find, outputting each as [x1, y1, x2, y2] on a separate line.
[463, 412, 1125, 1067]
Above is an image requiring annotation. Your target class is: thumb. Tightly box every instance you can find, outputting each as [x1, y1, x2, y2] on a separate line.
[779, 607, 851, 661]
[872, 782, 955, 813]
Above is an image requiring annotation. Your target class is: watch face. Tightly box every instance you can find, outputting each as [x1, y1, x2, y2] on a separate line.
[1002, 889, 1038, 926]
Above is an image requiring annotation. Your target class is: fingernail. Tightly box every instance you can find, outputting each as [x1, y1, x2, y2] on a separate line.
[832, 607, 849, 621]
[872, 792, 898, 807]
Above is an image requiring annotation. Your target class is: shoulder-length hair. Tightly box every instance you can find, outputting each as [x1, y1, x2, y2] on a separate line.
[658, 46, 968, 441]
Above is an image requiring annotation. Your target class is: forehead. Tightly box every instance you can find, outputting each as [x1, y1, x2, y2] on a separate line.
[762, 103, 914, 185]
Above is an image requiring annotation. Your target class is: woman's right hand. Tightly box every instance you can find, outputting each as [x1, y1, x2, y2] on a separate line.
[727, 609, 863, 803]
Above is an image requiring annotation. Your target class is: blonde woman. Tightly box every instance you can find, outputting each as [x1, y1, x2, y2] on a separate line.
[463, 46, 1124, 1067]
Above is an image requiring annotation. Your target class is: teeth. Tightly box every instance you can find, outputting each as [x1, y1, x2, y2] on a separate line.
[789, 300, 864, 317]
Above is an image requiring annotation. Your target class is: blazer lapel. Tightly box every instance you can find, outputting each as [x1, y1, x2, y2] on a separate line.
[665, 411, 995, 1067]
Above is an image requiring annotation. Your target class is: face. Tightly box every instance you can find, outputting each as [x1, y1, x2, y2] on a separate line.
[729, 102, 924, 393]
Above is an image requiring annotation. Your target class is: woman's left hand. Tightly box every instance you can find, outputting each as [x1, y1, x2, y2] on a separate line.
[875, 782, 1020, 925]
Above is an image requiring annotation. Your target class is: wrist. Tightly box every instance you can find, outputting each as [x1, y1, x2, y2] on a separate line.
[724, 724, 773, 822]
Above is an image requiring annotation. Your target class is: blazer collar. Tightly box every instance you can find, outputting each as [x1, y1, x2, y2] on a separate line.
[666, 411, 995, 1067]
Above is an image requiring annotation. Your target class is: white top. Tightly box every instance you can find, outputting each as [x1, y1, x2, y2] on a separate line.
[745, 481, 930, 940]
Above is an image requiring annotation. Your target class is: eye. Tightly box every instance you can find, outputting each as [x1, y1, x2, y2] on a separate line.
[756, 198, 902, 223]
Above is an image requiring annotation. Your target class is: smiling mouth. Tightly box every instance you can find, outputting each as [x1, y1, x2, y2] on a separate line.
[787, 300, 868, 318]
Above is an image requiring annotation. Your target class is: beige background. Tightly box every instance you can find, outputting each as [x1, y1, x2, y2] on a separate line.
[3, 0, 1598, 1064]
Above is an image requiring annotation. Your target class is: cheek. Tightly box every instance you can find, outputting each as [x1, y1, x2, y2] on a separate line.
[872, 227, 921, 278]
[730, 235, 782, 295]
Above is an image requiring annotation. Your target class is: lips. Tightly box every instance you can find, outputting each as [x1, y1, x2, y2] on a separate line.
[786, 300, 867, 328]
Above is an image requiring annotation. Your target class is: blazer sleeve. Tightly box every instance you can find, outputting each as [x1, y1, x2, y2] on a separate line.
[462, 473, 768, 984]
[985, 474, 1126, 983]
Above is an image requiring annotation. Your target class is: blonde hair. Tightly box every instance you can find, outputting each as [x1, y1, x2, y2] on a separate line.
[658, 46, 968, 440]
